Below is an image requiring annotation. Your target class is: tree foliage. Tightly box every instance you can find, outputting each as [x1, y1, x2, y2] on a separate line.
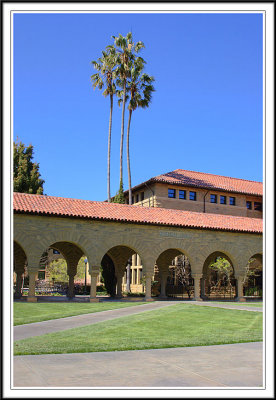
[209, 257, 234, 290]
[13, 139, 44, 194]
[111, 179, 125, 204]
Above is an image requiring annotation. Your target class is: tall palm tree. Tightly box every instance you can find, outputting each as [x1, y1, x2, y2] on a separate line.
[124, 59, 155, 204]
[112, 33, 145, 189]
[91, 47, 118, 202]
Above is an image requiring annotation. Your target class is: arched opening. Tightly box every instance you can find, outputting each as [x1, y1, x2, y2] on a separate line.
[14, 241, 27, 298]
[102, 245, 143, 298]
[202, 252, 236, 300]
[155, 249, 194, 299]
[35, 241, 88, 299]
[243, 254, 263, 299]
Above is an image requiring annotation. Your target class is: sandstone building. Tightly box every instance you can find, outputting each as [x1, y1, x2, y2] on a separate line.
[121, 169, 263, 294]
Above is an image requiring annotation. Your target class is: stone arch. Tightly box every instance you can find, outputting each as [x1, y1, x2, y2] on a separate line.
[243, 253, 263, 299]
[155, 247, 194, 299]
[102, 244, 144, 298]
[37, 240, 90, 299]
[202, 251, 236, 300]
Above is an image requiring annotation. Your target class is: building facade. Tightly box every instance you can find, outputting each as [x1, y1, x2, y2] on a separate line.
[13, 192, 262, 302]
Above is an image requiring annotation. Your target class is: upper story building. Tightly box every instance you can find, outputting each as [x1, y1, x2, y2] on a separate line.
[124, 169, 263, 219]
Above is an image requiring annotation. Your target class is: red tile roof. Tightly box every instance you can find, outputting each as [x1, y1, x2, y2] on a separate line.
[130, 169, 263, 196]
[14, 193, 262, 234]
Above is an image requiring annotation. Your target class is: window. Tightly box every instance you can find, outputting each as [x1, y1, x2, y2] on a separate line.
[246, 201, 252, 210]
[254, 202, 262, 211]
[220, 195, 226, 204]
[53, 249, 60, 254]
[179, 190, 186, 199]
[141, 192, 144, 201]
[229, 197, 236, 206]
[136, 194, 139, 203]
[189, 191, 196, 201]
[210, 194, 217, 203]
[168, 188, 176, 198]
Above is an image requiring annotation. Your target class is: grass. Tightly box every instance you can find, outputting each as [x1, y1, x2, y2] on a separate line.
[13, 302, 146, 326]
[14, 304, 262, 355]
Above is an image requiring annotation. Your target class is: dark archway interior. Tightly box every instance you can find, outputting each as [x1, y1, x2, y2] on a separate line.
[101, 254, 116, 297]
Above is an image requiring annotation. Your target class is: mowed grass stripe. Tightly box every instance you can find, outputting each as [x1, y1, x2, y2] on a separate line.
[13, 302, 147, 326]
[14, 304, 262, 355]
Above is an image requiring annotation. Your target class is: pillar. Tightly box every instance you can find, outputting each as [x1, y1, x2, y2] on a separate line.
[236, 275, 246, 302]
[144, 272, 154, 301]
[89, 266, 100, 302]
[14, 269, 24, 299]
[116, 273, 124, 298]
[27, 267, 38, 302]
[67, 273, 75, 299]
[126, 263, 131, 292]
[201, 275, 207, 299]
[192, 273, 202, 301]
[137, 254, 141, 266]
[159, 271, 168, 298]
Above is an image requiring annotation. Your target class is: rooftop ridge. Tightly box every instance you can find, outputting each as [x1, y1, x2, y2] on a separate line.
[13, 192, 260, 219]
[154, 168, 263, 184]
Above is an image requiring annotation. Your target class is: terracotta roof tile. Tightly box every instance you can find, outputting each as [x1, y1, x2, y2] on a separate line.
[14, 193, 262, 234]
[131, 169, 263, 196]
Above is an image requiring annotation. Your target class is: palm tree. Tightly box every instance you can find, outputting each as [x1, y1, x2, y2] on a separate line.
[112, 33, 145, 190]
[91, 47, 118, 202]
[124, 58, 155, 204]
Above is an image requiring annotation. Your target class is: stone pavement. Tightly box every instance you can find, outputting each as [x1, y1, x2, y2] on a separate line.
[14, 300, 262, 341]
[13, 342, 263, 388]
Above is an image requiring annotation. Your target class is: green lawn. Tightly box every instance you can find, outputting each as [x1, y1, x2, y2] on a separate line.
[14, 304, 262, 355]
[13, 302, 146, 326]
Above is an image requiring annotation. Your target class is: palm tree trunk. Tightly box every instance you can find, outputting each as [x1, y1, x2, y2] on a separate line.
[120, 80, 126, 186]
[107, 94, 113, 202]
[126, 108, 132, 205]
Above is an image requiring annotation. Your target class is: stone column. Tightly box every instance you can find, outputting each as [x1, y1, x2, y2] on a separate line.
[236, 275, 246, 302]
[201, 275, 206, 299]
[159, 271, 168, 298]
[126, 263, 131, 292]
[67, 273, 75, 299]
[27, 267, 38, 302]
[137, 254, 141, 266]
[144, 273, 154, 302]
[192, 273, 202, 301]
[89, 266, 100, 302]
[14, 270, 24, 299]
[116, 273, 124, 298]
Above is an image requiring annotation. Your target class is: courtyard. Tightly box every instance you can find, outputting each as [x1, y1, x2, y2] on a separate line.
[13, 300, 263, 388]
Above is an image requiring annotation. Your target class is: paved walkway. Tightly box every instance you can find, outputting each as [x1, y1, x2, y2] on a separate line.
[13, 342, 263, 388]
[14, 300, 262, 341]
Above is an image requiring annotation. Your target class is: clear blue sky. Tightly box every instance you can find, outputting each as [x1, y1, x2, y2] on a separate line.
[13, 12, 263, 201]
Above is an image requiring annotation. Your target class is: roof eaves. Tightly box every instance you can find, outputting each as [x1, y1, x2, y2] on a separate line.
[14, 209, 262, 234]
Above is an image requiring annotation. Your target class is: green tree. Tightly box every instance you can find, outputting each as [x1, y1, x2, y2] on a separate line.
[110, 180, 125, 204]
[209, 257, 234, 291]
[113, 33, 145, 190]
[123, 58, 154, 204]
[13, 139, 44, 194]
[91, 46, 118, 202]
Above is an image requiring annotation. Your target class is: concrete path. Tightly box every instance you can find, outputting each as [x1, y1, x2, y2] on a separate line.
[13, 342, 263, 388]
[14, 300, 262, 341]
